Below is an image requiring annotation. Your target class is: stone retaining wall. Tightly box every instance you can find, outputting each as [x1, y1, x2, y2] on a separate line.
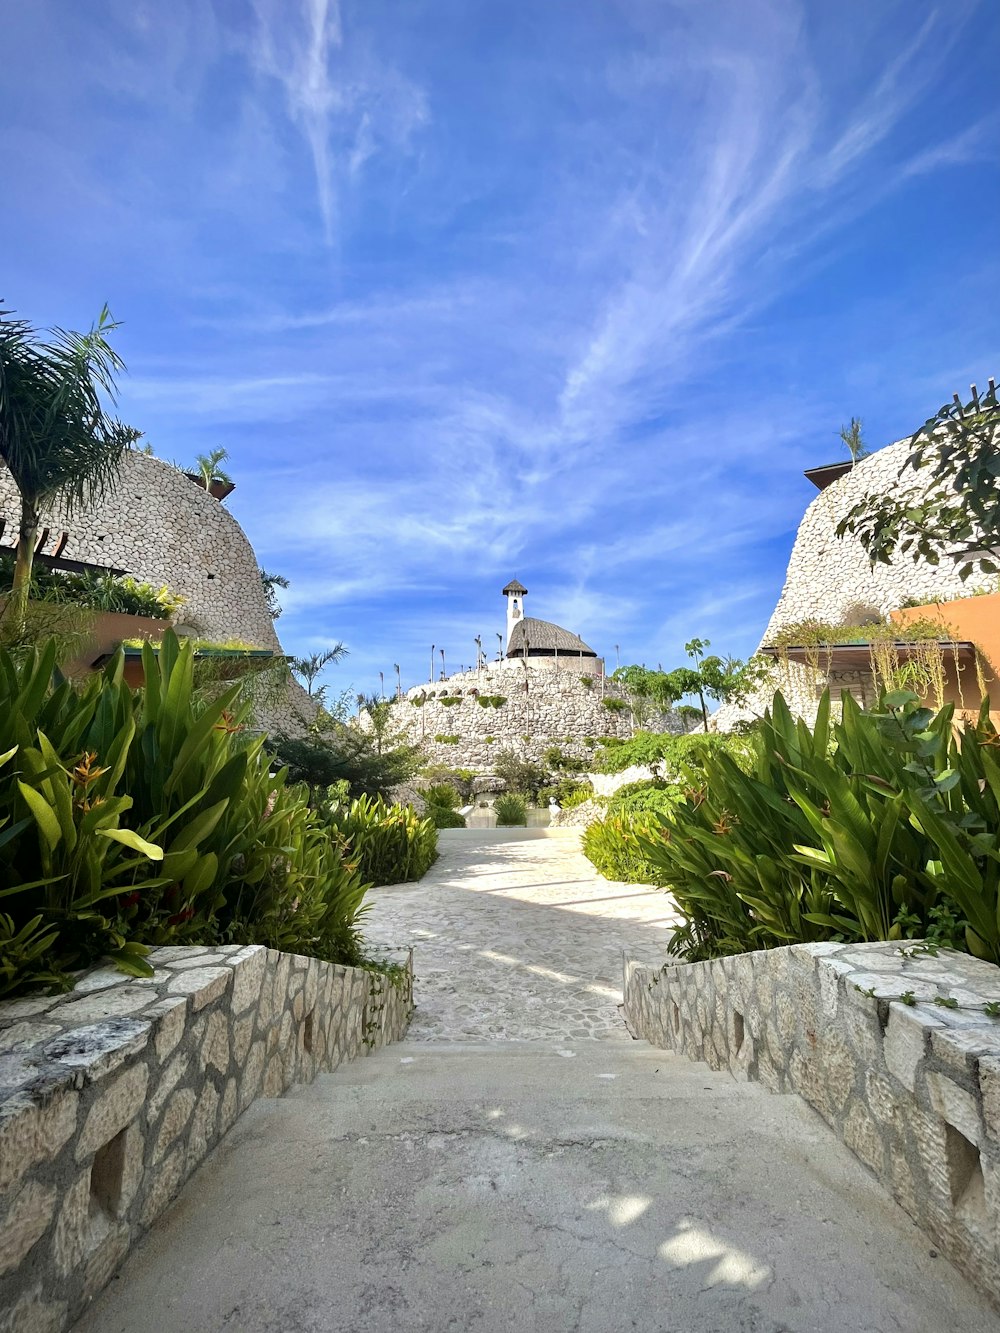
[623, 941, 1000, 1308]
[0, 944, 413, 1333]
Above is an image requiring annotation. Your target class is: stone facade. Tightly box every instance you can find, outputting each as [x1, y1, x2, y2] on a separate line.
[390, 661, 683, 769]
[623, 940, 1000, 1308]
[714, 438, 982, 729]
[0, 944, 412, 1332]
[0, 452, 280, 650]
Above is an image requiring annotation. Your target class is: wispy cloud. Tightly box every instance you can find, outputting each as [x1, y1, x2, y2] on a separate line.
[248, 0, 428, 241]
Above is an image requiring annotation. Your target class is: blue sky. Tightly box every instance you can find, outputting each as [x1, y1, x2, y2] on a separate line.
[3, 0, 999, 696]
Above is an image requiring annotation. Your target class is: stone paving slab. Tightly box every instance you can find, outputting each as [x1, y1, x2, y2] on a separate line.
[74, 1043, 1000, 1333]
[363, 829, 678, 1042]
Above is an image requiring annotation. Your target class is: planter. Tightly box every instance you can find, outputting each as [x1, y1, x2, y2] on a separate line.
[184, 472, 236, 502]
[119, 643, 278, 684]
[0, 598, 170, 685]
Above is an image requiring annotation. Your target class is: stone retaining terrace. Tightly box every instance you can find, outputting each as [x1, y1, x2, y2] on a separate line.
[0, 944, 412, 1333]
[624, 940, 1000, 1309]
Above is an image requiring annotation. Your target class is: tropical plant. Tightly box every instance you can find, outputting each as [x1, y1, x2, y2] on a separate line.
[0, 553, 183, 620]
[594, 730, 745, 775]
[322, 794, 437, 885]
[0, 632, 374, 997]
[583, 814, 666, 885]
[839, 416, 869, 463]
[637, 689, 1000, 966]
[614, 644, 768, 730]
[423, 782, 459, 811]
[539, 778, 593, 807]
[291, 645, 349, 703]
[837, 380, 1000, 580]
[494, 793, 527, 826]
[0, 305, 138, 633]
[260, 568, 288, 620]
[492, 750, 547, 802]
[193, 447, 233, 488]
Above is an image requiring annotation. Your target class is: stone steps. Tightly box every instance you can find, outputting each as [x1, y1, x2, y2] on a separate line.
[73, 1041, 1000, 1332]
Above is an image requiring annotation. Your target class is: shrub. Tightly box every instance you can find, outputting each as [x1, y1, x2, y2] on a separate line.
[270, 728, 420, 801]
[322, 794, 437, 885]
[602, 696, 628, 713]
[543, 746, 586, 773]
[440, 696, 463, 707]
[540, 778, 593, 807]
[0, 552, 183, 620]
[492, 749, 547, 802]
[583, 815, 665, 885]
[610, 780, 684, 817]
[594, 731, 745, 775]
[434, 734, 460, 744]
[579, 675, 594, 689]
[423, 782, 459, 810]
[476, 695, 507, 708]
[640, 690, 1000, 965]
[494, 793, 527, 826]
[429, 806, 467, 829]
[418, 766, 476, 801]
[0, 633, 372, 997]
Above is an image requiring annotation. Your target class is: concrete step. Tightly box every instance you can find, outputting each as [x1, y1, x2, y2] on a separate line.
[75, 1042, 1000, 1333]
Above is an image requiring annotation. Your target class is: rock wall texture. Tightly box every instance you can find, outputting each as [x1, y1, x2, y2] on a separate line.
[714, 439, 979, 729]
[0, 944, 412, 1333]
[0, 452, 279, 651]
[390, 662, 683, 769]
[624, 940, 1000, 1309]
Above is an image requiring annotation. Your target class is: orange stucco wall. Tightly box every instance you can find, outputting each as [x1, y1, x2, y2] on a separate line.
[891, 592, 1000, 722]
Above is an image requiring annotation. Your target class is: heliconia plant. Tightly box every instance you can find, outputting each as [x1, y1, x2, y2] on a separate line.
[587, 689, 1000, 966]
[0, 632, 386, 997]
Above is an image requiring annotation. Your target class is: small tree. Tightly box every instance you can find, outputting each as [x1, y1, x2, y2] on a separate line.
[194, 447, 233, 489]
[837, 381, 1000, 579]
[0, 305, 137, 632]
[839, 416, 869, 463]
[291, 645, 349, 707]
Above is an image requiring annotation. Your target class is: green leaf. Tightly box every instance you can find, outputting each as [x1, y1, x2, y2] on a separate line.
[17, 781, 62, 851]
[96, 828, 164, 860]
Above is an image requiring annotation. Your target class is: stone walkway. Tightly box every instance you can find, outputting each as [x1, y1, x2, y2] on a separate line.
[75, 830, 1000, 1333]
[363, 829, 678, 1042]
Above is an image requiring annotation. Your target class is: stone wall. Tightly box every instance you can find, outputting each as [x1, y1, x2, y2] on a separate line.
[390, 661, 683, 769]
[623, 940, 1000, 1308]
[0, 944, 412, 1333]
[714, 438, 981, 730]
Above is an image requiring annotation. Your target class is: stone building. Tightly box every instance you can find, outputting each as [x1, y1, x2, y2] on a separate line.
[0, 450, 313, 732]
[387, 580, 680, 769]
[502, 579, 604, 673]
[714, 440, 995, 729]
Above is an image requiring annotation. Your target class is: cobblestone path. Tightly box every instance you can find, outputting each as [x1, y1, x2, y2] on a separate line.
[364, 829, 678, 1042]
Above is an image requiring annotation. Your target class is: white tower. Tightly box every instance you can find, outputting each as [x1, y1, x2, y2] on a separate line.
[502, 579, 527, 652]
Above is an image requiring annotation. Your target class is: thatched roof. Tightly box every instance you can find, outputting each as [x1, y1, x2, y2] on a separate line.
[507, 617, 597, 658]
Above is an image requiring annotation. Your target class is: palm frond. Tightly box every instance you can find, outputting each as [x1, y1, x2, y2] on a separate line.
[0, 306, 134, 512]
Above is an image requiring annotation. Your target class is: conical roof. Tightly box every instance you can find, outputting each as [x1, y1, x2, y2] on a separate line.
[507, 617, 597, 657]
[502, 578, 528, 595]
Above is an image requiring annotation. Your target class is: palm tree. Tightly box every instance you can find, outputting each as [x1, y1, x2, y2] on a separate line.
[0, 305, 137, 630]
[291, 644, 349, 700]
[839, 417, 869, 464]
[259, 568, 289, 620]
[194, 447, 233, 488]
